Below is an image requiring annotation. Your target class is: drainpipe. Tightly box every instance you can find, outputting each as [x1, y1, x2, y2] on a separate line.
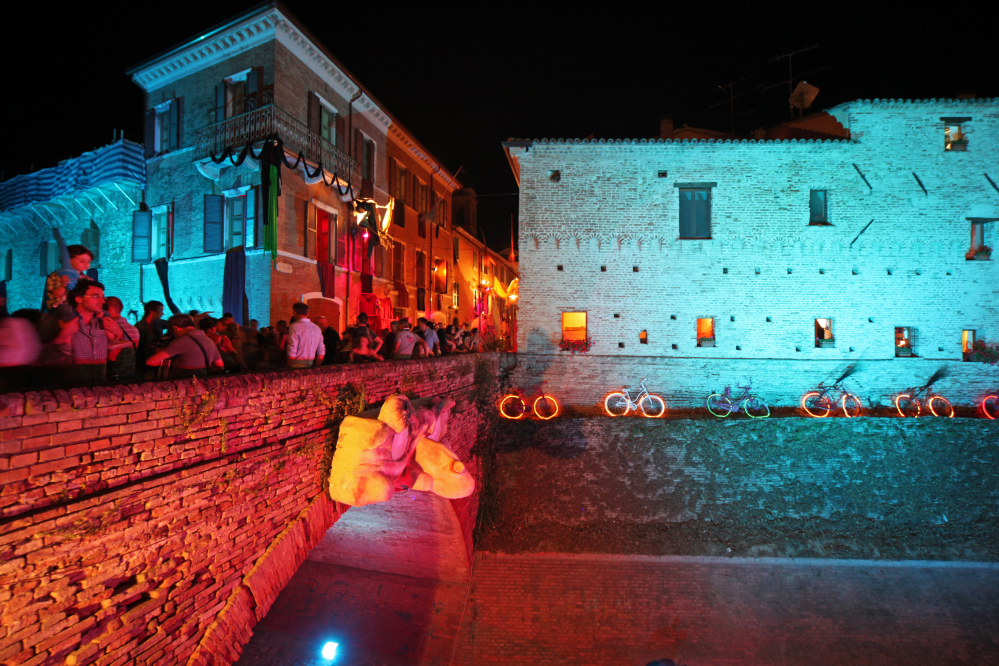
[345, 90, 362, 330]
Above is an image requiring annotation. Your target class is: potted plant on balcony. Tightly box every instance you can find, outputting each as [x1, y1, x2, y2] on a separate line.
[559, 336, 593, 354]
[974, 244, 992, 261]
[698, 336, 715, 348]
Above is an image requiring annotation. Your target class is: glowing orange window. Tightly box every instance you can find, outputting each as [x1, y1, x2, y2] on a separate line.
[562, 312, 587, 341]
[697, 318, 714, 346]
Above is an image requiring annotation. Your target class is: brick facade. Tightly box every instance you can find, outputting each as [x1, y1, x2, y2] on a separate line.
[508, 98, 999, 405]
[0, 354, 496, 666]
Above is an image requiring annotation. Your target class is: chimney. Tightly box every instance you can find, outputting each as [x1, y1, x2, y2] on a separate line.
[660, 116, 674, 140]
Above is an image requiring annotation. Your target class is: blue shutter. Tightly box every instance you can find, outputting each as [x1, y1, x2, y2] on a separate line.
[143, 109, 156, 158]
[247, 69, 260, 111]
[204, 195, 224, 254]
[694, 190, 711, 238]
[679, 190, 694, 237]
[132, 211, 152, 263]
[3, 249, 11, 282]
[215, 84, 226, 122]
[169, 99, 180, 151]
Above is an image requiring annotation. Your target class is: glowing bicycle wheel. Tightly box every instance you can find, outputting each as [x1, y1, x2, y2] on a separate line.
[639, 394, 666, 418]
[604, 393, 630, 417]
[802, 392, 832, 418]
[984, 395, 999, 420]
[743, 396, 770, 418]
[533, 395, 560, 420]
[499, 395, 527, 419]
[895, 394, 921, 418]
[841, 393, 862, 418]
[928, 396, 954, 418]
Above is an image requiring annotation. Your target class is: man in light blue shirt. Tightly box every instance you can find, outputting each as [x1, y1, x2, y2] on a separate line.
[416, 317, 440, 356]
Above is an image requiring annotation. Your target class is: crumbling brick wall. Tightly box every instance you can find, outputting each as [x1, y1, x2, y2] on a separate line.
[0, 354, 495, 666]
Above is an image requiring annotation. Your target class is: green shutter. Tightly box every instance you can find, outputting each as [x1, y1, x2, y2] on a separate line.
[204, 195, 225, 254]
[132, 211, 152, 263]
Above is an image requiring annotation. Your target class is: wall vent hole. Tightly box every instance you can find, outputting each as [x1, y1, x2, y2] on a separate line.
[730, 316, 735, 322]
[618, 342, 625, 348]
[670, 315, 676, 320]
[613, 313, 620, 319]
[736, 346, 741, 351]
[600, 265, 607, 272]
[849, 347, 856, 352]
[658, 170, 668, 178]
[819, 269, 825, 274]
[671, 344, 678, 350]
[787, 268, 793, 274]
[938, 347, 944, 352]
[633, 266, 639, 272]
[723, 267, 728, 274]
[887, 269, 893, 275]
[549, 170, 560, 182]
[766, 317, 772, 323]
[755, 268, 761, 274]
[869, 318, 874, 323]
[795, 346, 801, 352]
[852, 269, 859, 275]
[557, 265, 563, 271]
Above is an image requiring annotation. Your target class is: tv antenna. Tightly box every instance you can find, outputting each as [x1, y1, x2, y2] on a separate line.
[769, 44, 820, 116]
[707, 75, 760, 134]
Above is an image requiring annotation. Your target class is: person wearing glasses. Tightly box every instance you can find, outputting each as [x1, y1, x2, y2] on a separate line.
[67, 280, 122, 384]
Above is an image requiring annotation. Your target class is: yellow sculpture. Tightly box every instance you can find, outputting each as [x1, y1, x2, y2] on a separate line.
[328, 395, 474, 507]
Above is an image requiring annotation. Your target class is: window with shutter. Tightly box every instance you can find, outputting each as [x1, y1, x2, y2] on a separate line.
[679, 189, 711, 239]
[228, 196, 246, 250]
[308, 92, 321, 136]
[452, 281, 459, 308]
[153, 211, 168, 260]
[169, 99, 180, 151]
[143, 110, 156, 159]
[204, 195, 224, 254]
[393, 242, 404, 282]
[809, 190, 828, 224]
[246, 187, 258, 249]
[317, 209, 330, 263]
[132, 211, 153, 263]
[453, 237, 459, 263]
[415, 251, 425, 289]
[246, 68, 261, 111]
[215, 83, 226, 122]
[1, 248, 11, 282]
[335, 212, 347, 268]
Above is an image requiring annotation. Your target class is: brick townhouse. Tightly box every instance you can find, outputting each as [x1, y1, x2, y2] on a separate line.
[0, 140, 145, 313]
[502, 98, 999, 406]
[125, 1, 485, 331]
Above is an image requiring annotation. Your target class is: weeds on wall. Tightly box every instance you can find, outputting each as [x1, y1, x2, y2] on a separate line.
[172, 377, 220, 436]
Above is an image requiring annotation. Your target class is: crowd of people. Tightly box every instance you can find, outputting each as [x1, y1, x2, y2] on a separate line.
[0, 242, 497, 391]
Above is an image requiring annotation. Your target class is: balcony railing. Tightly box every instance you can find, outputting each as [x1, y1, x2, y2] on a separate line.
[194, 104, 357, 185]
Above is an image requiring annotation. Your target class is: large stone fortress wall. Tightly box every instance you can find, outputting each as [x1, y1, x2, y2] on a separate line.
[510, 98, 999, 404]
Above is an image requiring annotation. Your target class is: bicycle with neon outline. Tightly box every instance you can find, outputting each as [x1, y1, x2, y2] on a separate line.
[895, 367, 954, 418]
[707, 381, 770, 418]
[801, 364, 863, 418]
[604, 377, 666, 417]
[499, 383, 560, 420]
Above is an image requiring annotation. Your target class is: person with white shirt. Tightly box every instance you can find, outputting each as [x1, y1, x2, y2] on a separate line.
[285, 302, 325, 368]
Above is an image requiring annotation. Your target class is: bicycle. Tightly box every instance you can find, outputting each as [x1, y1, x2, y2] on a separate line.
[801, 364, 863, 418]
[499, 384, 560, 420]
[604, 377, 666, 418]
[706, 381, 770, 418]
[895, 367, 954, 418]
[983, 394, 999, 420]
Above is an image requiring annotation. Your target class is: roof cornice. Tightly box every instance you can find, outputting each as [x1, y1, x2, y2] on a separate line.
[389, 126, 461, 192]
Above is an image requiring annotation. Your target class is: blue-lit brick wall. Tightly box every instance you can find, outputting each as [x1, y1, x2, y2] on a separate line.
[511, 99, 999, 405]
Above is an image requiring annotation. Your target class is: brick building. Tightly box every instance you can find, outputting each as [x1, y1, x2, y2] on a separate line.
[126, 2, 475, 330]
[0, 140, 145, 313]
[503, 98, 999, 406]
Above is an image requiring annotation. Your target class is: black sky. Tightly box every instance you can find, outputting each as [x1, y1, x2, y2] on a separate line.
[3, 2, 995, 250]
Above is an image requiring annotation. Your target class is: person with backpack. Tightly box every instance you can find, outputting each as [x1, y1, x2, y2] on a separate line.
[145, 314, 223, 379]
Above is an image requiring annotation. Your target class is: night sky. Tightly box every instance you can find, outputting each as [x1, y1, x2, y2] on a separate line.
[3, 2, 994, 250]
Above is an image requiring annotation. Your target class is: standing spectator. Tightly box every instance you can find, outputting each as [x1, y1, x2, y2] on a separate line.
[200, 317, 248, 372]
[351, 313, 383, 357]
[381, 320, 398, 361]
[314, 316, 342, 365]
[391, 318, 427, 360]
[44, 242, 94, 311]
[249, 319, 259, 331]
[67, 281, 121, 384]
[105, 296, 139, 380]
[32, 304, 78, 387]
[146, 314, 223, 379]
[285, 302, 325, 368]
[416, 318, 441, 356]
[135, 301, 165, 373]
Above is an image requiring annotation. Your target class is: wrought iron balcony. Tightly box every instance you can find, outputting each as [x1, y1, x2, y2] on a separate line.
[193, 104, 357, 185]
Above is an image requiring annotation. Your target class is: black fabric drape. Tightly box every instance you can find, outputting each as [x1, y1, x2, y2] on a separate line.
[153, 258, 181, 314]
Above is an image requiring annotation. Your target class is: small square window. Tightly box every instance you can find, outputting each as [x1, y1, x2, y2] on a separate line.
[697, 318, 714, 347]
[895, 327, 916, 357]
[815, 318, 833, 348]
[809, 190, 828, 224]
[945, 124, 967, 151]
[640, 331, 648, 344]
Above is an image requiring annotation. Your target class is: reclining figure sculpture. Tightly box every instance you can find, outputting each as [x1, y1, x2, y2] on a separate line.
[328, 394, 475, 507]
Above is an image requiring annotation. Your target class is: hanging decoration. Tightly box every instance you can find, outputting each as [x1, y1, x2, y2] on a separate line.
[210, 135, 356, 264]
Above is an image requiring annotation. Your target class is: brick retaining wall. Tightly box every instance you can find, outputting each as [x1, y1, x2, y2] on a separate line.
[0, 354, 496, 666]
